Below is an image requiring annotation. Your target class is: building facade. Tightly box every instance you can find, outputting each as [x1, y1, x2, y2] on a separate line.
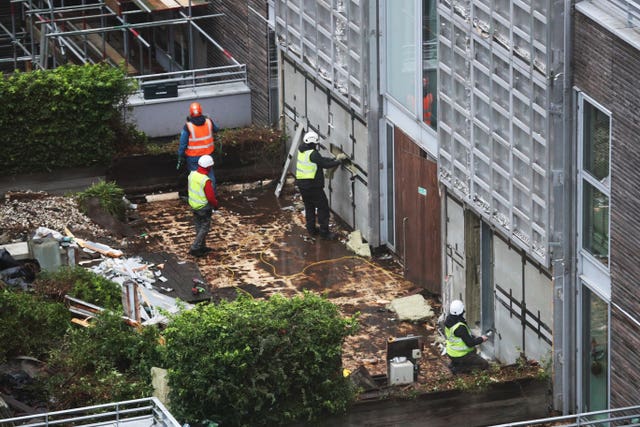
[271, 0, 640, 414]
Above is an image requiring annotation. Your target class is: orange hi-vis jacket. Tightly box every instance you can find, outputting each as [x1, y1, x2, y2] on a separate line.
[185, 118, 214, 157]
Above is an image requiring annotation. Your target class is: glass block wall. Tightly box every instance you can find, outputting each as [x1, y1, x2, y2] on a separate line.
[274, 0, 366, 113]
[438, 0, 554, 264]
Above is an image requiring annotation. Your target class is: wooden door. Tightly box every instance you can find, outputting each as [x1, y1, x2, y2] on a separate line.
[394, 128, 441, 293]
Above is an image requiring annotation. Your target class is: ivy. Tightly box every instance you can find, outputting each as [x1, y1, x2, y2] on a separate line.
[162, 292, 359, 426]
[0, 64, 137, 175]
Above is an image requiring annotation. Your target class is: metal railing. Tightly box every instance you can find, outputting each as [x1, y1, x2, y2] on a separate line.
[132, 65, 247, 94]
[490, 404, 640, 426]
[0, 397, 181, 427]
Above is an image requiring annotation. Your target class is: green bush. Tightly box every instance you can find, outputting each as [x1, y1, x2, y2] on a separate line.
[75, 180, 126, 221]
[35, 266, 123, 311]
[0, 64, 138, 175]
[162, 292, 359, 426]
[44, 310, 162, 410]
[0, 290, 70, 363]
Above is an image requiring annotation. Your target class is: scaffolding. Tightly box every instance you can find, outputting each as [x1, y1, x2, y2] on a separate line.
[0, 0, 247, 93]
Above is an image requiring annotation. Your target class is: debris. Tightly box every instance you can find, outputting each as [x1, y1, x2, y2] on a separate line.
[346, 230, 372, 258]
[146, 192, 179, 203]
[386, 294, 434, 322]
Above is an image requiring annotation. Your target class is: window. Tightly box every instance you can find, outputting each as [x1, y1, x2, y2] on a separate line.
[578, 96, 610, 267]
[385, 0, 418, 113]
[580, 285, 609, 412]
[422, 0, 438, 129]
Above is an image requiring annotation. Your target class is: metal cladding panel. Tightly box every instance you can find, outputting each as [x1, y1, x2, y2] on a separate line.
[352, 117, 368, 167]
[328, 100, 353, 152]
[283, 60, 307, 119]
[353, 177, 370, 239]
[274, 0, 366, 113]
[445, 196, 466, 304]
[494, 238, 523, 300]
[493, 237, 524, 364]
[437, 0, 556, 266]
[495, 298, 524, 364]
[523, 261, 553, 363]
[306, 84, 330, 137]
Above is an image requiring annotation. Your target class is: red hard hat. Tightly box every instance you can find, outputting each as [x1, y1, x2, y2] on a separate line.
[189, 102, 202, 117]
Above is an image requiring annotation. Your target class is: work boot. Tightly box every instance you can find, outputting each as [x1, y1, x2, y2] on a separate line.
[201, 247, 213, 254]
[319, 231, 337, 241]
[189, 248, 205, 257]
[307, 227, 319, 236]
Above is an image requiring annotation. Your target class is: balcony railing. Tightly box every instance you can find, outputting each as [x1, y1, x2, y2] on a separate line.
[0, 397, 181, 427]
[490, 404, 640, 427]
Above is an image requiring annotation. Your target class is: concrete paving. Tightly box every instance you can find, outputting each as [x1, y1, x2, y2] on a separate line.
[0, 167, 105, 196]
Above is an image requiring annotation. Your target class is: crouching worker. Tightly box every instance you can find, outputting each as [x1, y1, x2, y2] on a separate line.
[188, 155, 218, 257]
[445, 299, 489, 374]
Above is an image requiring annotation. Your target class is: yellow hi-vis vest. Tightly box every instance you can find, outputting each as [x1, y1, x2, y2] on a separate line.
[188, 171, 210, 210]
[445, 322, 475, 358]
[296, 149, 317, 179]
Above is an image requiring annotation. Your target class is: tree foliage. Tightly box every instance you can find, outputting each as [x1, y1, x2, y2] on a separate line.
[162, 292, 359, 426]
[0, 63, 137, 175]
[43, 310, 162, 410]
[35, 266, 123, 311]
[0, 290, 70, 363]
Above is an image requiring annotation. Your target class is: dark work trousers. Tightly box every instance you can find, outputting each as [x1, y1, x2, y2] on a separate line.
[191, 206, 212, 251]
[449, 351, 489, 373]
[299, 186, 330, 234]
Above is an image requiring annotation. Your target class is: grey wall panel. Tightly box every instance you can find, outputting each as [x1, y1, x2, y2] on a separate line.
[445, 196, 466, 310]
[306, 84, 330, 137]
[495, 298, 523, 364]
[494, 237, 524, 364]
[283, 61, 307, 120]
[353, 178, 370, 240]
[523, 262, 553, 363]
[328, 101, 353, 152]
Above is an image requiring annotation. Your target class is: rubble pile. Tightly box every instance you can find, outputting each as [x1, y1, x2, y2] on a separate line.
[0, 191, 108, 242]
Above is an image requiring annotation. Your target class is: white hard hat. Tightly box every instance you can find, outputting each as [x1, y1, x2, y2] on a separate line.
[198, 155, 214, 168]
[303, 131, 319, 144]
[450, 299, 465, 316]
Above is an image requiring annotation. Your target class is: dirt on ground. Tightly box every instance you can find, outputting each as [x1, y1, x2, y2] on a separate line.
[0, 177, 545, 398]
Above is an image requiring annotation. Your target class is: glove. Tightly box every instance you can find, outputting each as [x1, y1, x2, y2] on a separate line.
[336, 153, 348, 161]
[176, 157, 184, 170]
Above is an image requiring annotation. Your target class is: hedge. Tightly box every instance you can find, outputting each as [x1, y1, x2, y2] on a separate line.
[0, 63, 137, 175]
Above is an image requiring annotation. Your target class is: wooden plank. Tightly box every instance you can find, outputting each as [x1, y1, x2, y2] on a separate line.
[133, 0, 207, 11]
[83, 32, 138, 75]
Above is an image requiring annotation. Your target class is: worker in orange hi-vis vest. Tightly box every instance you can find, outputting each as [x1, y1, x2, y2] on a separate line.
[423, 77, 434, 126]
[177, 102, 220, 192]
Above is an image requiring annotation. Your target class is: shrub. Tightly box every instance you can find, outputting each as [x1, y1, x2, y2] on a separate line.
[0, 290, 70, 363]
[75, 180, 127, 221]
[162, 292, 359, 426]
[43, 310, 162, 410]
[0, 64, 138, 175]
[35, 266, 123, 311]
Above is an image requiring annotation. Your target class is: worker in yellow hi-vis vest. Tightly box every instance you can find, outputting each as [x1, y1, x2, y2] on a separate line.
[295, 131, 349, 240]
[445, 299, 489, 374]
[187, 155, 219, 258]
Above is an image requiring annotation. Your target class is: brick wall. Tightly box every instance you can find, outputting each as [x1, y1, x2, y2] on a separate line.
[203, 1, 271, 126]
[574, 12, 640, 407]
